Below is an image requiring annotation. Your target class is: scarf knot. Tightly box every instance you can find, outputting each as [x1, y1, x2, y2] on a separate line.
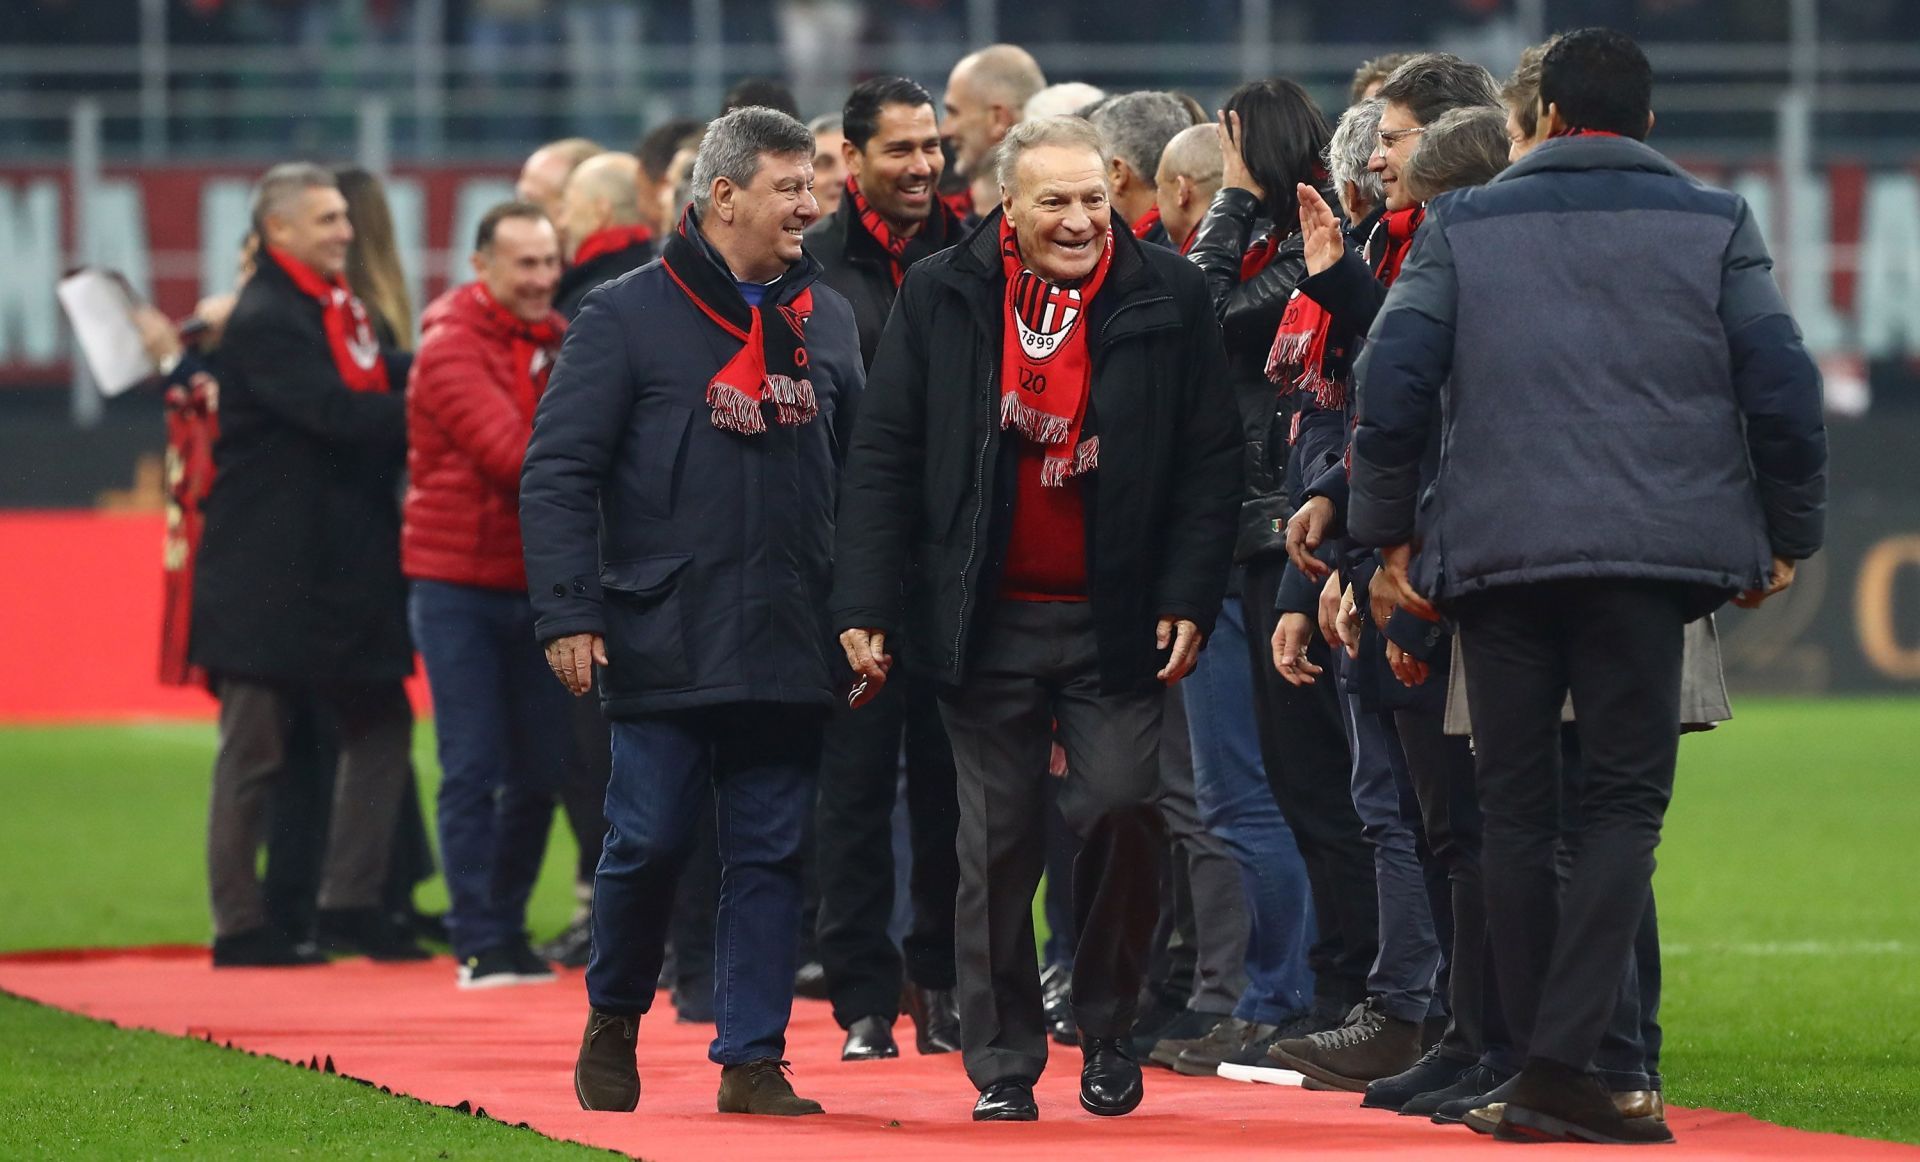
[998, 216, 1112, 487]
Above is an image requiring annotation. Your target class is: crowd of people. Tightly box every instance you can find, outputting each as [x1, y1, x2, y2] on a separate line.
[165, 26, 1828, 1146]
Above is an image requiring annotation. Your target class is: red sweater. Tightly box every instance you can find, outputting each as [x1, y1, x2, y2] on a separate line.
[401, 283, 564, 590]
[999, 439, 1088, 601]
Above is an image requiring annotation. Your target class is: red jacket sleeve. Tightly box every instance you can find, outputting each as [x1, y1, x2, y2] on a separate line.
[409, 329, 532, 492]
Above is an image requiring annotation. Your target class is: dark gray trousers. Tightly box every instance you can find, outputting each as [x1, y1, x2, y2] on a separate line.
[207, 677, 412, 937]
[942, 600, 1168, 1090]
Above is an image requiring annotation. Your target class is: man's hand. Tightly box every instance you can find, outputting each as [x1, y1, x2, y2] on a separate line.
[1286, 496, 1335, 582]
[1335, 584, 1362, 659]
[1733, 556, 1797, 609]
[840, 628, 893, 700]
[1156, 617, 1203, 684]
[1387, 641, 1431, 687]
[1216, 109, 1264, 202]
[545, 633, 607, 697]
[1373, 543, 1437, 627]
[1298, 184, 1345, 277]
[1315, 570, 1344, 650]
[1271, 611, 1323, 686]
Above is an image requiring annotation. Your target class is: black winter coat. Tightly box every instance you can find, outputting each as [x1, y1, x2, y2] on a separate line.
[554, 240, 658, 321]
[188, 255, 412, 684]
[804, 198, 898, 370]
[520, 241, 866, 719]
[829, 213, 1243, 695]
[1185, 187, 1310, 563]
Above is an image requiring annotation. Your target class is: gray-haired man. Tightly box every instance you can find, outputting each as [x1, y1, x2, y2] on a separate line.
[523, 107, 865, 1116]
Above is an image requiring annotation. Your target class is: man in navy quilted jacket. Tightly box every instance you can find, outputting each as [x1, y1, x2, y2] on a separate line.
[1349, 28, 1827, 1145]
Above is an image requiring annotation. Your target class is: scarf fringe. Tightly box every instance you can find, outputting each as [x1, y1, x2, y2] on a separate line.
[766, 373, 819, 426]
[707, 381, 768, 434]
[1039, 437, 1100, 487]
[1000, 390, 1074, 446]
[1264, 329, 1316, 384]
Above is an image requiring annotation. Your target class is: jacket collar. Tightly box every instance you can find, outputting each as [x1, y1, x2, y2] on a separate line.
[679, 205, 823, 304]
[1494, 134, 1693, 185]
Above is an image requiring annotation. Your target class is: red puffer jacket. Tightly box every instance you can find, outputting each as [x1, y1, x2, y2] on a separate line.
[401, 282, 565, 590]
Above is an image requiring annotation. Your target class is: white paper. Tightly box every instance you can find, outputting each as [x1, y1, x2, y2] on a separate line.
[56, 269, 155, 397]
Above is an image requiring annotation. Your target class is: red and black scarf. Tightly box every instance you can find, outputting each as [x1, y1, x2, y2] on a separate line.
[268, 246, 389, 394]
[1130, 204, 1163, 241]
[998, 215, 1114, 487]
[660, 209, 816, 434]
[572, 223, 655, 267]
[464, 282, 564, 417]
[847, 175, 962, 288]
[1264, 205, 1425, 431]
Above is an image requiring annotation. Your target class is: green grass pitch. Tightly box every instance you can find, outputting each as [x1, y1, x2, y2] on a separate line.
[0, 697, 1915, 1155]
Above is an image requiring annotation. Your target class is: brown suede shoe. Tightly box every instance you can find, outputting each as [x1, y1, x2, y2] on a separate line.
[1470, 1089, 1669, 1136]
[1265, 1000, 1421, 1092]
[574, 1009, 640, 1112]
[717, 1059, 825, 1115]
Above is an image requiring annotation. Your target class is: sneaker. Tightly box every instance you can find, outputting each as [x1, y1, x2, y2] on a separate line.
[574, 1008, 640, 1111]
[717, 1059, 824, 1116]
[314, 907, 431, 962]
[211, 925, 325, 968]
[1265, 999, 1422, 1092]
[1174, 1017, 1279, 1077]
[537, 916, 592, 969]
[1212, 1008, 1323, 1083]
[457, 943, 555, 988]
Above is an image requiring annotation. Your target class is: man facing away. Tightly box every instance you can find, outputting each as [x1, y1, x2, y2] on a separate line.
[402, 201, 571, 989]
[1350, 28, 1826, 1145]
[522, 106, 865, 1117]
[805, 74, 970, 1063]
[831, 115, 1242, 1122]
[191, 163, 426, 968]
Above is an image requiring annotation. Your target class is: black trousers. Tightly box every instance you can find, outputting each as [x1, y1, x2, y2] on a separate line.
[942, 601, 1168, 1089]
[1455, 579, 1689, 1073]
[1243, 557, 1378, 1007]
[815, 659, 961, 1027]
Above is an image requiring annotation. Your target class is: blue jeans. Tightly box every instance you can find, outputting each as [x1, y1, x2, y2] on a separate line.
[1339, 682, 1442, 1025]
[1184, 596, 1317, 1025]
[408, 580, 572, 960]
[588, 705, 820, 1066]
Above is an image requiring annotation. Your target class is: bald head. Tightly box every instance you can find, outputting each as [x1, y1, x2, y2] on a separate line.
[942, 44, 1048, 179]
[558, 152, 643, 261]
[518, 137, 603, 224]
[1153, 124, 1223, 251]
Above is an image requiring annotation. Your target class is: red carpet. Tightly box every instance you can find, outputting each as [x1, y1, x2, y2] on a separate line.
[2, 948, 1913, 1161]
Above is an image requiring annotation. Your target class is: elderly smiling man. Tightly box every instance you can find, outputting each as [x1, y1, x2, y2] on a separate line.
[831, 115, 1242, 1122]
[521, 106, 865, 1117]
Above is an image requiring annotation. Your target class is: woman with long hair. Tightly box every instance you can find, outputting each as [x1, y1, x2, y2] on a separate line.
[334, 165, 415, 349]
[1167, 77, 1366, 1080]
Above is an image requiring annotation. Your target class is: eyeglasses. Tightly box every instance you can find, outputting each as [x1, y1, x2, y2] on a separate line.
[1374, 126, 1427, 153]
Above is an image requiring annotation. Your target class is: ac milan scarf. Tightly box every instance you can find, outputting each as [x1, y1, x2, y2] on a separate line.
[268, 247, 389, 394]
[463, 282, 564, 417]
[660, 211, 816, 434]
[847, 175, 963, 288]
[1130, 204, 1163, 241]
[160, 373, 218, 690]
[572, 223, 654, 267]
[998, 215, 1114, 487]
[1263, 205, 1425, 430]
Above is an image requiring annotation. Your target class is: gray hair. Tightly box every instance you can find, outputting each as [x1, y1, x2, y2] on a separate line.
[1401, 105, 1512, 203]
[994, 115, 1110, 197]
[1158, 123, 1222, 185]
[689, 106, 815, 214]
[807, 113, 843, 137]
[250, 162, 337, 231]
[1327, 98, 1386, 212]
[1023, 81, 1106, 122]
[1088, 91, 1194, 182]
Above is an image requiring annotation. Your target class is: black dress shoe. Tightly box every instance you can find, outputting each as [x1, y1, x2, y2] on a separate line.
[1496, 1060, 1676, 1145]
[1041, 963, 1078, 1046]
[973, 1080, 1038, 1121]
[903, 985, 962, 1054]
[1080, 1036, 1144, 1117]
[1401, 1061, 1512, 1118]
[841, 1015, 900, 1061]
[1362, 1046, 1475, 1111]
[211, 925, 325, 968]
[314, 907, 430, 962]
[793, 961, 829, 1000]
[1432, 1072, 1520, 1124]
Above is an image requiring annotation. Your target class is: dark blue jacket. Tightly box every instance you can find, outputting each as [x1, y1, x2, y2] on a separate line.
[520, 239, 865, 718]
[1350, 135, 1827, 602]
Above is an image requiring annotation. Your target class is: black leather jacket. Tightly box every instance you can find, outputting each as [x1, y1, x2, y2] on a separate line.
[1184, 186, 1310, 562]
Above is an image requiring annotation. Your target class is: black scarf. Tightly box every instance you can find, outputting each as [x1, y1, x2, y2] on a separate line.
[660, 208, 816, 434]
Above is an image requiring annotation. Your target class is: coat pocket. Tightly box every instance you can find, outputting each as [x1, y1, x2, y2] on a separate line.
[599, 554, 694, 692]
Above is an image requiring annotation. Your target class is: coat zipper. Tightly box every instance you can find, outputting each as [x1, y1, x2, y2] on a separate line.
[953, 342, 995, 675]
